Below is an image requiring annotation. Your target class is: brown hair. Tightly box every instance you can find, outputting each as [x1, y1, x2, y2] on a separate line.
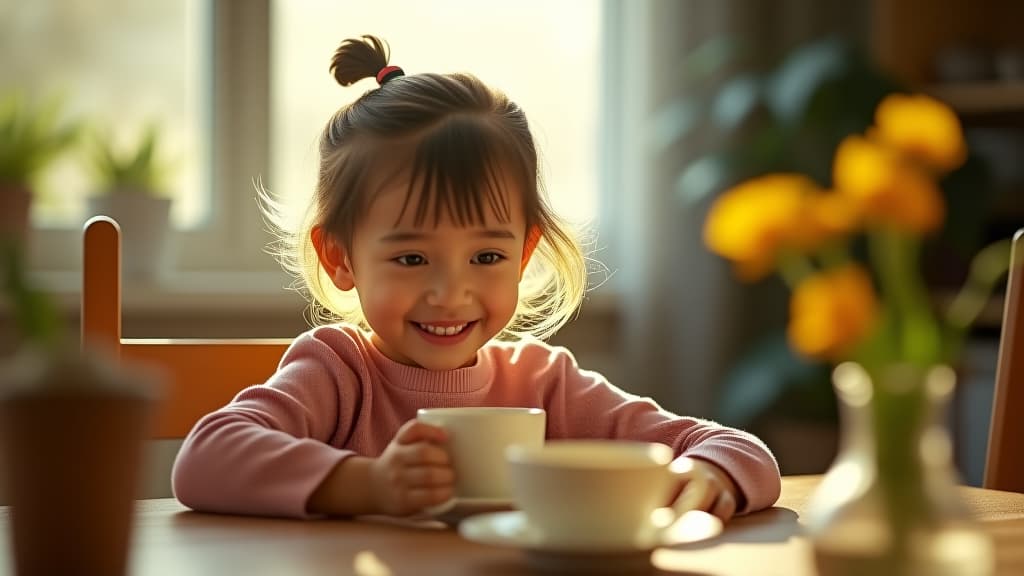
[263, 35, 587, 340]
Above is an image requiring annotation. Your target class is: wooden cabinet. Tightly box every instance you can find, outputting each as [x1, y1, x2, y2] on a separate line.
[872, 0, 1024, 330]
[872, 0, 1024, 87]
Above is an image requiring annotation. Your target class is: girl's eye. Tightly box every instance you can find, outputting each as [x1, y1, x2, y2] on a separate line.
[394, 254, 427, 266]
[472, 252, 506, 265]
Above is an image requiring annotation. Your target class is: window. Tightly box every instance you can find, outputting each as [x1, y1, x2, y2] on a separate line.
[2, 0, 208, 271]
[10, 1, 607, 296]
[269, 0, 602, 229]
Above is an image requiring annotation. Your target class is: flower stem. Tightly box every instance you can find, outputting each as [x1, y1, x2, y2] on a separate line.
[777, 252, 817, 289]
[945, 238, 1015, 331]
[868, 228, 942, 365]
[816, 240, 851, 270]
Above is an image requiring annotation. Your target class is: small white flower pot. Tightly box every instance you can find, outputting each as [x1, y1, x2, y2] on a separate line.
[87, 191, 173, 283]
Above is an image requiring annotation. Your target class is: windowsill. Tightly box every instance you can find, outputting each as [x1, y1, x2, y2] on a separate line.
[29, 269, 307, 316]
[23, 269, 622, 318]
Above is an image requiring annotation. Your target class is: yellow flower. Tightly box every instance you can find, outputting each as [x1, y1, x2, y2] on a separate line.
[872, 93, 966, 173]
[833, 135, 945, 233]
[703, 174, 824, 280]
[787, 264, 879, 360]
[806, 192, 862, 241]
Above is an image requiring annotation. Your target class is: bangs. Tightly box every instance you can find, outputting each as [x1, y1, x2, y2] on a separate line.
[396, 116, 530, 228]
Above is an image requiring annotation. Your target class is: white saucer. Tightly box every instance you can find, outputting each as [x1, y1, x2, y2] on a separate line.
[460, 510, 722, 574]
[420, 497, 516, 525]
[458, 509, 723, 553]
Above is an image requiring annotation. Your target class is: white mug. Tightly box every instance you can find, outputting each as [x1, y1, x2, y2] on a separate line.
[417, 407, 545, 500]
[506, 440, 711, 546]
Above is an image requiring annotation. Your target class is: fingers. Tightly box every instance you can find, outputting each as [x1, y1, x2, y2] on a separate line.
[675, 479, 736, 522]
[395, 441, 450, 467]
[676, 476, 716, 512]
[373, 422, 457, 516]
[399, 464, 455, 488]
[373, 452, 455, 515]
[710, 490, 737, 522]
[669, 456, 741, 522]
[389, 463, 454, 514]
[402, 486, 454, 511]
[395, 420, 448, 445]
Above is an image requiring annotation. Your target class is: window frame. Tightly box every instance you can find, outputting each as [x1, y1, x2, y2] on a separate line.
[30, 0, 628, 308]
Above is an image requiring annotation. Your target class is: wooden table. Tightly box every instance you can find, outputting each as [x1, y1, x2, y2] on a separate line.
[2, 475, 1023, 575]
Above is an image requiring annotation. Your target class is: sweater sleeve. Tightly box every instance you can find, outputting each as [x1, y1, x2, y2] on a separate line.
[535, 345, 781, 514]
[171, 331, 362, 518]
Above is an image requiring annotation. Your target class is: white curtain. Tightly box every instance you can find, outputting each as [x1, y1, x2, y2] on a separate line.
[605, 0, 869, 416]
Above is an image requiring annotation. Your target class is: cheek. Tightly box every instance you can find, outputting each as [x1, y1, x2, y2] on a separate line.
[489, 269, 521, 313]
[357, 269, 414, 311]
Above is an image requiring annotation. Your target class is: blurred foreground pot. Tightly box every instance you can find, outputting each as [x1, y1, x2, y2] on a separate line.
[0, 347, 157, 576]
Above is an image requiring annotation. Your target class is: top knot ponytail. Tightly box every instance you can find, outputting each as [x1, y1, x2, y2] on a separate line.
[330, 35, 390, 87]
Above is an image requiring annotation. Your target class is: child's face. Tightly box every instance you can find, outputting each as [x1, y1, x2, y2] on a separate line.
[345, 174, 527, 370]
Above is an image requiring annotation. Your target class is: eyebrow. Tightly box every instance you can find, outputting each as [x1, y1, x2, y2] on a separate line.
[379, 229, 517, 243]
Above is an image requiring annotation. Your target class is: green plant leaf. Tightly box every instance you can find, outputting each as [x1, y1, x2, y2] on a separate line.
[649, 98, 702, 151]
[0, 91, 79, 186]
[765, 37, 852, 125]
[676, 35, 744, 84]
[716, 332, 830, 426]
[710, 73, 763, 134]
[0, 238, 60, 349]
[676, 153, 733, 203]
[87, 121, 168, 194]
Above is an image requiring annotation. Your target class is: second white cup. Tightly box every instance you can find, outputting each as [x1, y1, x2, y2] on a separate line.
[506, 440, 702, 546]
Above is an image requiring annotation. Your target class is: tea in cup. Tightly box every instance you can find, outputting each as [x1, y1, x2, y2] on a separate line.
[417, 407, 545, 500]
[506, 440, 706, 546]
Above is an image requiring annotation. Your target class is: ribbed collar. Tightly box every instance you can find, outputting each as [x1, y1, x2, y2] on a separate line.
[356, 329, 494, 394]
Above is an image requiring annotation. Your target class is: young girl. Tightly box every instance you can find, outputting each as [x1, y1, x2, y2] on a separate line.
[172, 35, 781, 522]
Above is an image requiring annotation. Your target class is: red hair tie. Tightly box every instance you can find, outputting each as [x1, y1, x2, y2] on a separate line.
[376, 66, 404, 85]
[520, 226, 542, 275]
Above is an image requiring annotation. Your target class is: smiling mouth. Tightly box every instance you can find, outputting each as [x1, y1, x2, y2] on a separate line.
[415, 322, 475, 336]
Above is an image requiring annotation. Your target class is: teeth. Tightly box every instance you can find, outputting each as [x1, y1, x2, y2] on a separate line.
[418, 323, 468, 336]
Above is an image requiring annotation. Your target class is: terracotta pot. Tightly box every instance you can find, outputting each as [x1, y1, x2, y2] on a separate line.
[0, 348, 158, 576]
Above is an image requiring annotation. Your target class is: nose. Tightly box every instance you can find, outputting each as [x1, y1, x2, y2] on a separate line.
[425, 263, 473, 309]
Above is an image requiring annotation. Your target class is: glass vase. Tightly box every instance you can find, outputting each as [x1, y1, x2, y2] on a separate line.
[804, 362, 994, 576]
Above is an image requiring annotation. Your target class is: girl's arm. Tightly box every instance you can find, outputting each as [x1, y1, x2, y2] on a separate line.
[531, 345, 781, 514]
[171, 330, 363, 518]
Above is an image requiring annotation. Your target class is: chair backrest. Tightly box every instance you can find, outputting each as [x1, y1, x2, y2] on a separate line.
[985, 228, 1024, 492]
[82, 216, 291, 439]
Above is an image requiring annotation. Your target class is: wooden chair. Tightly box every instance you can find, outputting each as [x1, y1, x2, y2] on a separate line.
[985, 228, 1024, 492]
[81, 216, 291, 439]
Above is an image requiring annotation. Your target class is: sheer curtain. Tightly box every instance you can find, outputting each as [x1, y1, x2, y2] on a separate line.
[609, 0, 869, 417]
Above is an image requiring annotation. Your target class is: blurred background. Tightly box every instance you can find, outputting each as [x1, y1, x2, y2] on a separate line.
[1, 0, 1022, 495]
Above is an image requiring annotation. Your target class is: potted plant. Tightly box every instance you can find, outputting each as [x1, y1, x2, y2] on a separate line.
[657, 38, 997, 474]
[85, 122, 175, 282]
[0, 236, 156, 574]
[0, 93, 79, 246]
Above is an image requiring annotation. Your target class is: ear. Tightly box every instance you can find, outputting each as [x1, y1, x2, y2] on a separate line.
[311, 226, 356, 291]
[520, 225, 542, 277]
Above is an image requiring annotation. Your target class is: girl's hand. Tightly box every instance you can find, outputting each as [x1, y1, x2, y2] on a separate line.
[669, 456, 744, 523]
[369, 420, 455, 516]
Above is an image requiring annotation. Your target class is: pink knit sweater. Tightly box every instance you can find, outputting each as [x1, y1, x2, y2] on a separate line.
[172, 324, 780, 518]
